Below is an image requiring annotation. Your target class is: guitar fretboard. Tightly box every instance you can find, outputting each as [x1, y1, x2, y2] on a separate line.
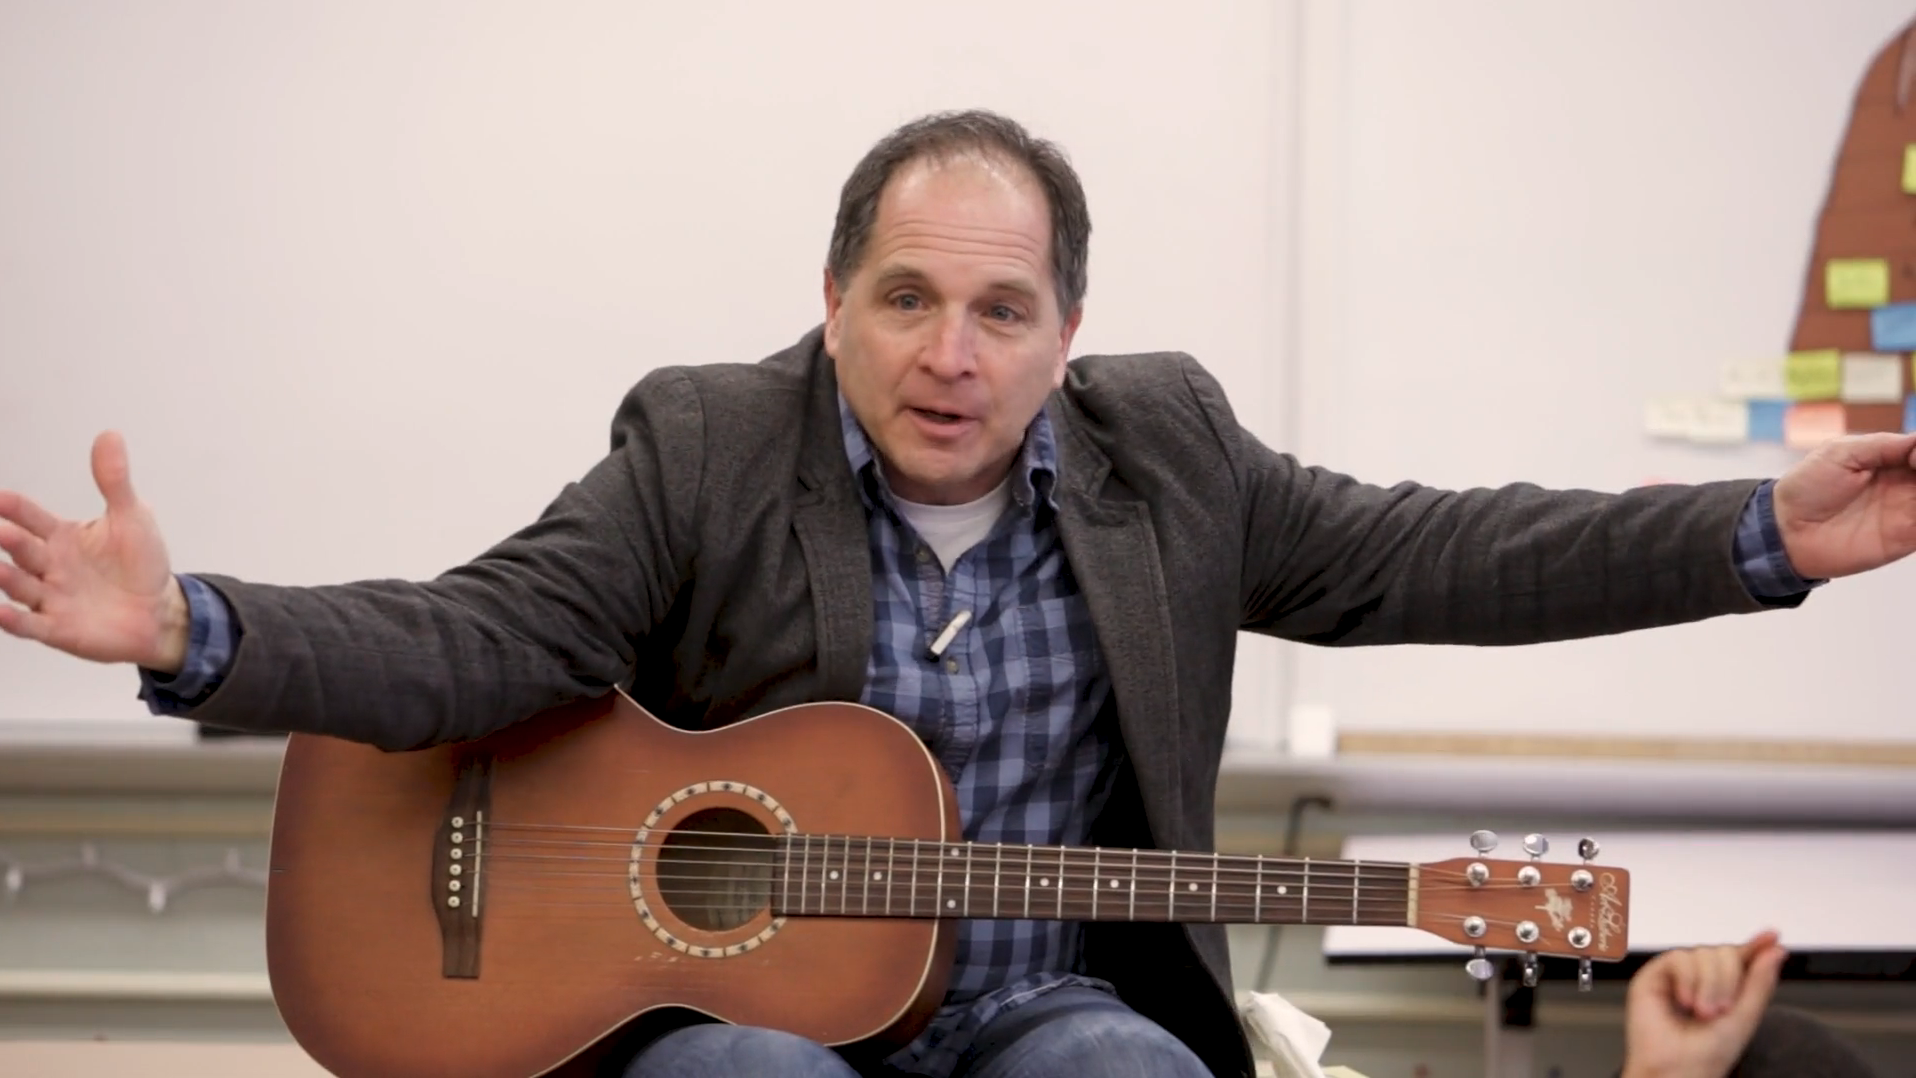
[766, 836, 1412, 926]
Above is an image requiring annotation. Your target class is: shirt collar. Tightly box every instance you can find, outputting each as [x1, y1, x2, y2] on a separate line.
[837, 391, 1059, 518]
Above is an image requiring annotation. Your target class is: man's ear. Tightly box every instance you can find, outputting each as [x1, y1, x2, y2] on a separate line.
[822, 267, 845, 355]
[1052, 304, 1083, 388]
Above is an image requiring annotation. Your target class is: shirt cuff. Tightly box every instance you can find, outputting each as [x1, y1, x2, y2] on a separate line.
[136, 573, 239, 714]
[1731, 479, 1824, 601]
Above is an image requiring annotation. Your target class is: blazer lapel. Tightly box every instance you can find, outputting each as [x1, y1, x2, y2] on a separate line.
[793, 341, 875, 705]
[1049, 397, 1184, 841]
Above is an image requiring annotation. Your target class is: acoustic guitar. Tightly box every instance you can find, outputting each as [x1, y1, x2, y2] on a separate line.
[264, 689, 1631, 1077]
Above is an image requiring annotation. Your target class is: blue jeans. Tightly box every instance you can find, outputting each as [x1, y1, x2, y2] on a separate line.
[621, 987, 1213, 1078]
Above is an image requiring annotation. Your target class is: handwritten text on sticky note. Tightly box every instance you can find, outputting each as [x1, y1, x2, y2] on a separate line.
[1785, 350, 1843, 399]
[1827, 259, 1891, 309]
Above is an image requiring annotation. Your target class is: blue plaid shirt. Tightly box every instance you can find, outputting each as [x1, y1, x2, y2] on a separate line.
[140, 417, 1819, 1076]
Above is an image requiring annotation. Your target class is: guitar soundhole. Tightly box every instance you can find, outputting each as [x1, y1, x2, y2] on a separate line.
[656, 807, 776, 931]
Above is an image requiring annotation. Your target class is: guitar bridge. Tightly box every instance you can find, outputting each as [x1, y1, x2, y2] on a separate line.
[434, 753, 492, 978]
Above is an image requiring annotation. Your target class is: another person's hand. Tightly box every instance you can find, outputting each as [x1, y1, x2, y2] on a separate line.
[1773, 431, 1916, 579]
[0, 431, 188, 672]
[1620, 930, 1788, 1078]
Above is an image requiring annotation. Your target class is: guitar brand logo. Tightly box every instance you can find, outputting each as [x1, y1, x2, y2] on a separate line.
[1595, 872, 1625, 952]
[1534, 888, 1573, 932]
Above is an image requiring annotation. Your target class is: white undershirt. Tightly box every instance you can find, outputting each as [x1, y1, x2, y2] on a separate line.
[894, 475, 1012, 572]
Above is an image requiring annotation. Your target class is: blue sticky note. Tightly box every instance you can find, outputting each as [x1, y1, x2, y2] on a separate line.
[1905, 395, 1916, 433]
[1870, 303, 1916, 350]
[1747, 400, 1789, 442]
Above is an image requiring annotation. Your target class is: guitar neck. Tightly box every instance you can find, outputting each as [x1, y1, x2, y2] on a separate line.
[768, 835, 1413, 926]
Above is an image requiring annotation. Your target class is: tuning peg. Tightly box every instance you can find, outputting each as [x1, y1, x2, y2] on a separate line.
[1465, 946, 1494, 982]
[1578, 837, 1600, 862]
[1578, 957, 1594, 992]
[1469, 829, 1498, 854]
[1520, 953, 1539, 988]
[1522, 833, 1548, 859]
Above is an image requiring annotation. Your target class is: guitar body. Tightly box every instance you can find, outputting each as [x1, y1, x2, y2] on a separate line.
[265, 692, 960, 1078]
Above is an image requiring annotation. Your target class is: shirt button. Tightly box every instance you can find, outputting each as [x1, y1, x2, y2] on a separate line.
[915, 547, 931, 564]
[945, 658, 959, 673]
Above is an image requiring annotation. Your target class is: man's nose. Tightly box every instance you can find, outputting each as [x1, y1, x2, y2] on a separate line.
[921, 312, 978, 380]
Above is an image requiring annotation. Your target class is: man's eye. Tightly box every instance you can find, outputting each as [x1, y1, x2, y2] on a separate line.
[893, 294, 922, 311]
[989, 304, 1020, 322]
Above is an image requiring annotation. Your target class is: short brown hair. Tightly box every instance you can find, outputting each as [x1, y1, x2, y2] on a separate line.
[826, 109, 1091, 316]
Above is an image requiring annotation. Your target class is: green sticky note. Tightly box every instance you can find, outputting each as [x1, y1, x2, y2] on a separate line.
[1904, 144, 1916, 193]
[1786, 349, 1843, 399]
[1826, 258, 1890, 309]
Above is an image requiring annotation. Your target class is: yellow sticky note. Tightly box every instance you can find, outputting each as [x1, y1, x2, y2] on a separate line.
[1826, 258, 1890, 309]
[1904, 144, 1916, 193]
[1785, 349, 1843, 398]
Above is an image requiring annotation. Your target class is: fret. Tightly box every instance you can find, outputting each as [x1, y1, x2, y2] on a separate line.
[1166, 851, 1178, 920]
[885, 838, 896, 916]
[1302, 857, 1311, 924]
[910, 839, 921, 919]
[1209, 854, 1218, 922]
[961, 844, 973, 917]
[1351, 859, 1361, 924]
[1022, 844, 1033, 918]
[1127, 848, 1138, 920]
[862, 837, 872, 916]
[841, 835, 854, 916]
[991, 844, 1003, 919]
[799, 836, 811, 915]
[1057, 842, 1072, 919]
[1090, 848, 1101, 919]
[1253, 854, 1263, 923]
[820, 835, 832, 915]
[779, 836, 791, 914]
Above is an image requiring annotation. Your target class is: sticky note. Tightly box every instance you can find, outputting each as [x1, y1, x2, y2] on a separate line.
[1906, 394, 1916, 432]
[1719, 357, 1787, 399]
[1871, 303, 1916, 350]
[1784, 349, 1843, 399]
[1842, 353, 1904, 402]
[1644, 397, 1700, 439]
[1826, 259, 1891, 309]
[1904, 144, 1916, 193]
[1688, 400, 1749, 443]
[1783, 401, 1845, 449]
[1747, 399, 1788, 442]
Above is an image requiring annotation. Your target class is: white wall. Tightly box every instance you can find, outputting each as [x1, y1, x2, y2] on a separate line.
[0, 1, 1296, 737]
[1290, 0, 1916, 745]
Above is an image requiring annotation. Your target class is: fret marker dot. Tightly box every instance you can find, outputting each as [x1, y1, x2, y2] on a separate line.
[946, 899, 956, 909]
[1278, 885, 1288, 896]
[950, 849, 961, 857]
[1040, 878, 1051, 887]
[828, 871, 839, 881]
[873, 872, 884, 881]
[1108, 879, 1119, 889]
[1188, 883, 1198, 892]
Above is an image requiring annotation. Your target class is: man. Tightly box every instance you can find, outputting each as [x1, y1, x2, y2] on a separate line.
[2, 110, 1913, 1078]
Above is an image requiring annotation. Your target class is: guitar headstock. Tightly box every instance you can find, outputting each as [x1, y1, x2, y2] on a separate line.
[1413, 831, 1629, 991]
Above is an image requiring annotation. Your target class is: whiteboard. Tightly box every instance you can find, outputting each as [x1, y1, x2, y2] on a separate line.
[0, 1, 1296, 733]
[1289, 1, 1916, 746]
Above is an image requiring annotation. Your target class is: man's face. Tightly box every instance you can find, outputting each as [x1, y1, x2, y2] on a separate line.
[824, 154, 1080, 506]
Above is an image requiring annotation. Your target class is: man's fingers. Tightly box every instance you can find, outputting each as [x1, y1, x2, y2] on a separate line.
[1663, 950, 1700, 1012]
[1737, 929, 1782, 963]
[0, 602, 48, 643]
[1728, 944, 1788, 1026]
[0, 562, 44, 612]
[0, 489, 61, 541]
[0, 520, 49, 578]
[91, 431, 139, 515]
[1831, 430, 1916, 472]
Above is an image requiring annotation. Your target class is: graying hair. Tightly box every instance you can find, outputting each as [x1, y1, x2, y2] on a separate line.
[826, 109, 1091, 316]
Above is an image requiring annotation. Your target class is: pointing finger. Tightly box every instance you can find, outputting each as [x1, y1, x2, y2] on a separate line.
[0, 520, 48, 578]
[0, 489, 61, 541]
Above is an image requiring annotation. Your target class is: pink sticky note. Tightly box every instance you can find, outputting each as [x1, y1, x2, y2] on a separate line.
[1783, 401, 1845, 449]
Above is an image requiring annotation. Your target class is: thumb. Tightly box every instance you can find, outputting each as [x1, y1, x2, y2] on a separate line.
[1725, 942, 1787, 1029]
[91, 431, 139, 515]
[1827, 431, 1916, 473]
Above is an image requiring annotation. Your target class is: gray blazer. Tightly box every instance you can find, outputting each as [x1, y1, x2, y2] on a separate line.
[187, 326, 1782, 1076]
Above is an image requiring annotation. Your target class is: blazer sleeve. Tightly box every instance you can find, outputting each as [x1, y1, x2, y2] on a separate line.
[177, 368, 706, 749]
[1178, 361, 1799, 646]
